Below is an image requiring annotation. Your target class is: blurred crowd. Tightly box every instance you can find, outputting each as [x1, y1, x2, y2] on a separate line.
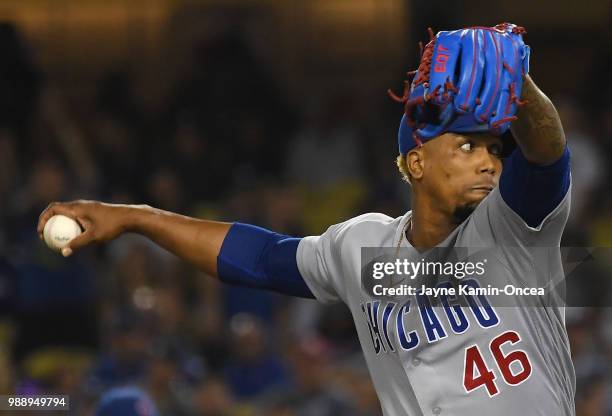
[0, 11, 610, 416]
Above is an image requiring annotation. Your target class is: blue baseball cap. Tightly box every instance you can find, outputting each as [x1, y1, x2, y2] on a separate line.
[398, 113, 517, 157]
[398, 111, 505, 155]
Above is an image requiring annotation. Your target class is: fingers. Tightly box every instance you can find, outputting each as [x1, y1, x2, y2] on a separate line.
[474, 30, 504, 123]
[454, 29, 485, 114]
[427, 29, 463, 106]
[487, 30, 529, 133]
[37, 201, 87, 240]
[38, 202, 72, 238]
[63, 227, 94, 257]
[489, 34, 521, 133]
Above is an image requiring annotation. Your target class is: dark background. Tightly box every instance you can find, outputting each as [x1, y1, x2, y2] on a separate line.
[0, 1, 610, 414]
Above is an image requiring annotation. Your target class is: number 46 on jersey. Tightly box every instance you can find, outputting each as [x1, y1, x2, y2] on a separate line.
[464, 330, 533, 396]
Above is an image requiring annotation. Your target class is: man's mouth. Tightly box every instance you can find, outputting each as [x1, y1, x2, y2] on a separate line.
[470, 185, 495, 192]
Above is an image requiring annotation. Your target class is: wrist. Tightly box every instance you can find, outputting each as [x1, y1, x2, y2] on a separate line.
[120, 204, 156, 233]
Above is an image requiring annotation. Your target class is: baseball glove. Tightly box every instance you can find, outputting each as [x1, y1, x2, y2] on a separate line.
[390, 23, 530, 153]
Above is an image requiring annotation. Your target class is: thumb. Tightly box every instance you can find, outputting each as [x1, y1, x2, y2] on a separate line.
[62, 229, 94, 257]
[62, 218, 95, 257]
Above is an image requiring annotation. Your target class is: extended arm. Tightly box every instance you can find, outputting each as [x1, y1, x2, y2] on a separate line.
[38, 202, 230, 276]
[37, 202, 314, 297]
[499, 76, 571, 228]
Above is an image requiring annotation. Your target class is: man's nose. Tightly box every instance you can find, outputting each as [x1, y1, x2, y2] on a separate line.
[477, 148, 497, 174]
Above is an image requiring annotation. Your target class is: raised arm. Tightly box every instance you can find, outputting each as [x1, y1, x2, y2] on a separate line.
[499, 75, 571, 228]
[509, 75, 567, 165]
[37, 202, 231, 277]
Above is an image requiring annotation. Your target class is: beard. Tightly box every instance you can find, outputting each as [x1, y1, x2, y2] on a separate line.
[452, 202, 478, 224]
[452, 189, 491, 224]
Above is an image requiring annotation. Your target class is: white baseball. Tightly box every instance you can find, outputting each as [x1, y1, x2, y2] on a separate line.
[43, 214, 82, 252]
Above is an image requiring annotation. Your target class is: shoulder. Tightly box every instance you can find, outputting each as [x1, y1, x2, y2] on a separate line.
[334, 212, 398, 232]
[301, 212, 404, 251]
[296, 212, 403, 304]
[325, 212, 401, 244]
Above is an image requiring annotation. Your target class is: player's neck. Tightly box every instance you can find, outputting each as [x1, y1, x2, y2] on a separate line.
[408, 202, 458, 249]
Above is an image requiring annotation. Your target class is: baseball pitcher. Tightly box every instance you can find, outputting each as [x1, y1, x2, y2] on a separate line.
[38, 23, 574, 415]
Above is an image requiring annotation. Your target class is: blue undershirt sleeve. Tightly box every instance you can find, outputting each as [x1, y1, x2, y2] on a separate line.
[216, 223, 315, 298]
[499, 145, 571, 228]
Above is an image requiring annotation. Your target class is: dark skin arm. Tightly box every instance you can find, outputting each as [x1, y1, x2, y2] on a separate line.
[37, 202, 231, 278]
[510, 75, 567, 165]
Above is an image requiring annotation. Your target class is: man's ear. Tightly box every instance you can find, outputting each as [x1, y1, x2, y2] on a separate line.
[407, 148, 424, 180]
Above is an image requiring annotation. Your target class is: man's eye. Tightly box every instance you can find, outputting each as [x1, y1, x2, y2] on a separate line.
[460, 142, 473, 152]
[490, 144, 502, 156]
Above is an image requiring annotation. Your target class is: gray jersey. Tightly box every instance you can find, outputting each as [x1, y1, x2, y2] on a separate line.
[296, 185, 575, 416]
